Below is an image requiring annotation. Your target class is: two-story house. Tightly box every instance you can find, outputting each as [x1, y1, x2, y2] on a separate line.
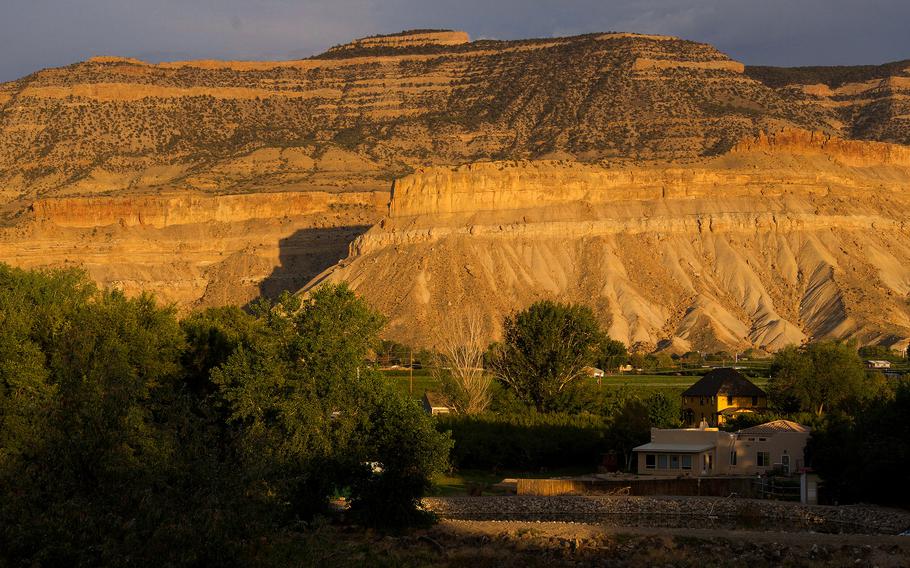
[680, 368, 767, 427]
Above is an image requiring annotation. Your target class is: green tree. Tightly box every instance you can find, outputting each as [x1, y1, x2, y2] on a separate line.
[597, 337, 628, 371]
[0, 266, 250, 566]
[857, 344, 899, 361]
[645, 391, 681, 428]
[769, 341, 877, 415]
[807, 383, 910, 507]
[210, 285, 449, 524]
[608, 398, 651, 471]
[490, 300, 605, 412]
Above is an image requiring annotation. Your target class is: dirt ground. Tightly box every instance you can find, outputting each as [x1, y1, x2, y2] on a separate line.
[285, 518, 910, 567]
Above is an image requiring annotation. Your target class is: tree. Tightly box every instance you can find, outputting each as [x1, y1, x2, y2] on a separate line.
[434, 311, 493, 414]
[857, 344, 899, 361]
[769, 341, 878, 416]
[597, 337, 628, 371]
[490, 301, 605, 412]
[645, 392, 681, 428]
[608, 398, 651, 471]
[807, 383, 910, 507]
[210, 285, 449, 524]
[0, 266, 250, 566]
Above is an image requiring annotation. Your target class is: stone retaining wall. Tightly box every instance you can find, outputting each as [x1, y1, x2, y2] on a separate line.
[422, 496, 910, 535]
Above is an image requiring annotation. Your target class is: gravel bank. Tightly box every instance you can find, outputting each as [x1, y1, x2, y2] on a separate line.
[423, 495, 910, 535]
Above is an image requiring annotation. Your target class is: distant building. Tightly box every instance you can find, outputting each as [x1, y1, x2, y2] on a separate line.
[583, 366, 605, 378]
[633, 419, 810, 477]
[866, 360, 892, 369]
[680, 368, 767, 427]
[421, 391, 455, 415]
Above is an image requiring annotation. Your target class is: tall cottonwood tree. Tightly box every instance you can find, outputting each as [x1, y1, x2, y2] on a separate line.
[491, 300, 605, 412]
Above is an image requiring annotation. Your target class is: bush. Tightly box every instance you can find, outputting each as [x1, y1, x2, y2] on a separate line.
[438, 411, 608, 470]
[0, 267, 452, 565]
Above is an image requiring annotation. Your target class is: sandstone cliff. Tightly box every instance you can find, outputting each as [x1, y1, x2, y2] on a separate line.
[4, 191, 387, 307]
[308, 129, 910, 352]
[0, 30, 836, 203]
[2, 30, 910, 351]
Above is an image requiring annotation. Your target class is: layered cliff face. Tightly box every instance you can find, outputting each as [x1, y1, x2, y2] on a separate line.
[309, 129, 910, 352]
[0, 30, 837, 203]
[2, 30, 910, 350]
[2, 191, 387, 307]
[747, 60, 910, 146]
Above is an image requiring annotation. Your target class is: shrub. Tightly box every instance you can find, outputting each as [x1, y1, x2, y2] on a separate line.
[438, 411, 608, 470]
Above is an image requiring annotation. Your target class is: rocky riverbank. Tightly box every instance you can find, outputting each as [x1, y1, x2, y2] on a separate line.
[423, 496, 910, 535]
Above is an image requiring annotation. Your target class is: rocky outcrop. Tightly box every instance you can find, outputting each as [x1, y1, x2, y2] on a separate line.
[1, 191, 387, 308]
[309, 133, 910, 352]
[29, 191, 387, 229]
[325, 30, 470, 54]
[0, 30, 831, 203]
[747, 61, 910, 146]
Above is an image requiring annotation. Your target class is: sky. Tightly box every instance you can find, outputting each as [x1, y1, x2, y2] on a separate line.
[1, 0, 909, 82]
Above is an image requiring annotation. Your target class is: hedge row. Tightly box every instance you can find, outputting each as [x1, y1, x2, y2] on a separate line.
[437, 412, 608, 470]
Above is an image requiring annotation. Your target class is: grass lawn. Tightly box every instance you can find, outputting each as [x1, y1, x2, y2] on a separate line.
[381, 368, 436, 399]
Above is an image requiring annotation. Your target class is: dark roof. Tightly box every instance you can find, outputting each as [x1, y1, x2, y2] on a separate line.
[682, 368, 767, 398]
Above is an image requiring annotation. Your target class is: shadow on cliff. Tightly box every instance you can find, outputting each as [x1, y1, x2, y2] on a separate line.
[257, 225, 371, 300]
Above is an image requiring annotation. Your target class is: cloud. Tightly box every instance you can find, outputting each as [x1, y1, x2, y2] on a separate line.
[1, 0, 908, 82]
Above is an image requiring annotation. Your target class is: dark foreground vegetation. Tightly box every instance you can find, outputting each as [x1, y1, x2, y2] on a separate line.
[0, 265, 450, 566]
[1, 264, 908, 566]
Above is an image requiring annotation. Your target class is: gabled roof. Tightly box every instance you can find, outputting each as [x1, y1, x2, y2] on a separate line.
[682, 368, 767, 397]
[737, 420, 810, 435]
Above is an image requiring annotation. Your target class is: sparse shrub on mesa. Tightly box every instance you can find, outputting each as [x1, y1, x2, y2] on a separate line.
[0, 264, 450, 566]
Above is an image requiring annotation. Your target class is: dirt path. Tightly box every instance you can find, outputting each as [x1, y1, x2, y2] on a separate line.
[415, 519, 910, 567]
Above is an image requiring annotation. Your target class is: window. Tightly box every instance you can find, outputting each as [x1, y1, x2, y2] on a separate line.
[757, 451, 770, 467]
[730, 450, 737, 466]
[726, 395, 733, 405]
[751, 396, 758, 406]
[658, 455, 668, 469]
[681, 455, 692, 470]
[758, 437, 766, 442]
[700, 397, 705, 405]
[670, 455, 680, 469]
[645, 454, 656, 469]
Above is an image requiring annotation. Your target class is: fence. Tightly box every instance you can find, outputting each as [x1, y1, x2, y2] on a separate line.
[517, 476, 761, 498]
[752, 476, 801, 501]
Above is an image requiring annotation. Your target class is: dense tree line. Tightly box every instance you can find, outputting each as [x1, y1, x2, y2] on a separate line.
[0, 265, 450, 566]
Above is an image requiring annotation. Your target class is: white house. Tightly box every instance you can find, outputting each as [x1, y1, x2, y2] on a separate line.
[633, 420, 810, 477]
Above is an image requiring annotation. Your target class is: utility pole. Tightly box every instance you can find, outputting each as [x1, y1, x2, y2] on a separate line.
[409, 348, 413, 395]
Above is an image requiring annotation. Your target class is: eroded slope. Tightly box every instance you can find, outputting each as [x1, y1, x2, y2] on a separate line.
[309, 130, 910, 352]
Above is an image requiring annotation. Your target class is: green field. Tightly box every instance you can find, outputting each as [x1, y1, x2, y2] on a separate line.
[381, 368, 771, 400]
[381, 368, 436, 398]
